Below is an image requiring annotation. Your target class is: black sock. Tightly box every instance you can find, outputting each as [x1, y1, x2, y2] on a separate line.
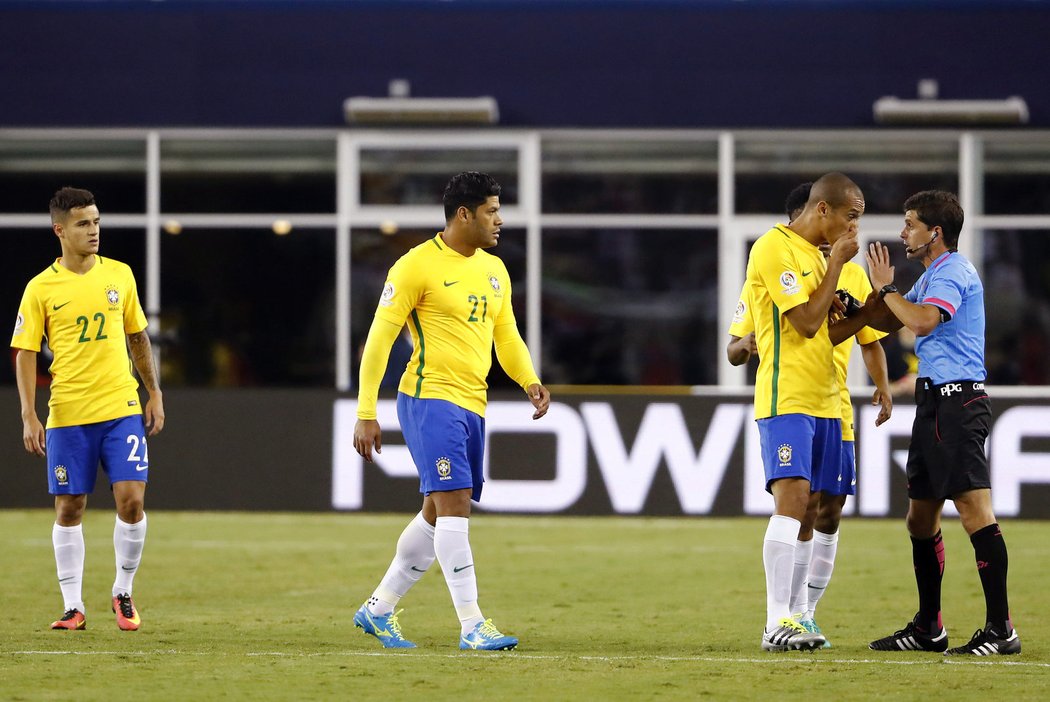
[911, 530, 944, 633]
[970, 523, 1011, 634]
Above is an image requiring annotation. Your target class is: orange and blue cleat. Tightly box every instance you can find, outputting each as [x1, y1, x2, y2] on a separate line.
[51, 609, 86, 630]
[112, 594, 141, 631]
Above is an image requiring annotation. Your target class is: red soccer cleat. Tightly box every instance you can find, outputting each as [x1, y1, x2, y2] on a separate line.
[51, 609, 86, 630]
[112, 594, 141, 631]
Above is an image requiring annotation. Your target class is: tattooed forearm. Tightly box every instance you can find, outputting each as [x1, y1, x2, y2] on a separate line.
[128, 331, 161, 391]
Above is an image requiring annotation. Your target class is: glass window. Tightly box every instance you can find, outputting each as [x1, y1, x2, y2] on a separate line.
[160, 227, 335, 386]
[983, 230, 1050, 384]
[359, 149, 518, 206]
[983, 137, 1050, 214]
[541, 228, 718, 385]
[735, 136, 958, 215]
[160, 139, 336, 213]
[349, 228, 528, 392]
[0, 139, 146, 213]
[542, 138, 718, 214]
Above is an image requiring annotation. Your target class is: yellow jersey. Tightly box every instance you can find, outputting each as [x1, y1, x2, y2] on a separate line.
[731, 254, 887, 437]
[11, 256, 148, 428]
[743, 224, 838, 420]
[371, 233, 539, 417]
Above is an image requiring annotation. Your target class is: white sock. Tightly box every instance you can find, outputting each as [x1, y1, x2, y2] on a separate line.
[763, 515, 800, 630]
[789, 538, 814, 618]
[113, 513, 147, 597]
[806, 529, 840, 620]
[434, 516, 484, 635]
[53, 523, 85, 613]
[367, 512, 436, 616]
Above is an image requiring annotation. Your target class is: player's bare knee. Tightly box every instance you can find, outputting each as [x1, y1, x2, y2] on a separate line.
[55, 495, 86, 526]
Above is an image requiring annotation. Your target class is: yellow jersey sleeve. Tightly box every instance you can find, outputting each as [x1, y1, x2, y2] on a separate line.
[728, 284, 755, 338]
[750, 228, 813, 315]
[493, 279, 541, 390]
[355, 316, 404, 420]
[11, 282, 46, 352]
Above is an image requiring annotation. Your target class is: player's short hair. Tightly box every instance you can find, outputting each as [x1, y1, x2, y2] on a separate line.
[443, 172, 501, 221]
[809, 172, 862, 210]
[49, 187, 96, 224]
[785, 182, 813, 220]
[904, 190, 964, 248]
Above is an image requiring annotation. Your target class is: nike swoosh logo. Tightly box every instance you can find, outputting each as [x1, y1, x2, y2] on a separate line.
[443, 280, 459, 287]
[410, 566, 427, 573]
[453, 564, 474, 573]
[53, 301, 71, 310]
[135, 464, 148, 471]
[121, 566, 137, 571]
[801, 271, 813, 277]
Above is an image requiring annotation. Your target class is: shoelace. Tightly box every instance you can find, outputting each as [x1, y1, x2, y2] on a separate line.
[961, 629, 987, 646]
[476, 619, 503, 639]
[60, 609, 80, 621]
[116, 595, 135, 618]
[386, 609, 406, 638]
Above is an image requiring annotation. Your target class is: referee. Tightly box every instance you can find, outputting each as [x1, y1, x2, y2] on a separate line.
[861, 190, 1019, 656]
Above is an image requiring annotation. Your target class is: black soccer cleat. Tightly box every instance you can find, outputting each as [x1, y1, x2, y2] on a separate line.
[944, 625, 1021, 656]
[869, 617, 948, 652]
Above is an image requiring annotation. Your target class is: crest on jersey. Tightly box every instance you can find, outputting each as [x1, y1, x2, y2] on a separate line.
[105, 285, 120, 309]
[436, 456, 452, 481]
[777, 444, 793, 466]
[780, 271, 800, 295]
[379, 281, 395, 307]
[488, 273, 501, 293]
[13, 312, 24, 336]
[54, 465, 69, 485]
[732, 300, 747, 325]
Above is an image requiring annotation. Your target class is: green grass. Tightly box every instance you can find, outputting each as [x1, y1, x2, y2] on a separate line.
[1, 511, 1048, 701]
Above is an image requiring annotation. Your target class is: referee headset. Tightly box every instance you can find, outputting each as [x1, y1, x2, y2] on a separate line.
[905, 226, 940, 256]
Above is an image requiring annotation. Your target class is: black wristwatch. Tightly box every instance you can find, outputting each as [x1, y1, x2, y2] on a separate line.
[879, 283, 898, 299]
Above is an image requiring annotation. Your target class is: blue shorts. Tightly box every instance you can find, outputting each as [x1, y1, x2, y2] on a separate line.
[45, 415, 150, 495]
[811, 439, 857, 496]
[396, 393, 485, 501]
[757, 414, 841, 493]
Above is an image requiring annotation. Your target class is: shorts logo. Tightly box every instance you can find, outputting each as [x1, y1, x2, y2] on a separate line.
[488, 274, 501, 293]
[13, 311, 24, 336]
[777, 444, 793, 466]
[106, 285, 120, 309]
[780, 271, 800, 295]
[732, 300, 747, 325]
[54, 465, 69, 486]
[940, 382, 963, 396]
[379, 281, 395, 307]
[436, 456, 452, 481]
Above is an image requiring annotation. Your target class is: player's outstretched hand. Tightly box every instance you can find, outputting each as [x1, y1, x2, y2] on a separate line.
[873, 386, 893, 426]
[22, 414, 45, 456]
[866, 242, 895, 290]
[145, 391, 165, 436]
[528, 383, 550, 420]
[354, 419, 382, 463]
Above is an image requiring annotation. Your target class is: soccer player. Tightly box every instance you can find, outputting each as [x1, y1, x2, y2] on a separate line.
[735, 172, 862, 651]
[729, 182, 891, 648]
[859, 191, 1020, 655]
[351, 172, 550, 651]
[12, 187, 164, 632]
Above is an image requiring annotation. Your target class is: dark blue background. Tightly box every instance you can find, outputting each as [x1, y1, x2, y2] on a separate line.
[1, 0, 1047, 127]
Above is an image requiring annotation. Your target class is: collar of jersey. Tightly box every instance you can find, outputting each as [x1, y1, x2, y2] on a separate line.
[434, 232, 478, 259]
[52, 254, 101, 275]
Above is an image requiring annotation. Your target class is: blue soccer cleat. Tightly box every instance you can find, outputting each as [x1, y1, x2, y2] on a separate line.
[353, 604, 416, 648]
[459, 619, 518, 651]
[799, 617, 831, 649]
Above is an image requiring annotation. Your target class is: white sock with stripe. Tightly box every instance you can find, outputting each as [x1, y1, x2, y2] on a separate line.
[806, 529, 839, 620]
[53, 523, 85, 613]
[434, 516, 484, 635]
[113, 513, 147, 597]
[789, 537, 814, 618]
[367, 512, 436, 616]
[763, 515, 800, 630]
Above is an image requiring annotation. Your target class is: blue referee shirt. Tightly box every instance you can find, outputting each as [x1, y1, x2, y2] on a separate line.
[904, 251, 986, 384]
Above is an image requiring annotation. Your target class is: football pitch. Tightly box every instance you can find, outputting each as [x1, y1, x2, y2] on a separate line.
[1, 511, 1047, 701]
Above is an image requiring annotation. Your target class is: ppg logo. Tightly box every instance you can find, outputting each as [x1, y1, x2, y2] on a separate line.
[940, 383, 964, 396]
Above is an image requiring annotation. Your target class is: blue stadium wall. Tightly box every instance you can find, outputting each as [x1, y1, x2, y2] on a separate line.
[1, 0, 1048, 128]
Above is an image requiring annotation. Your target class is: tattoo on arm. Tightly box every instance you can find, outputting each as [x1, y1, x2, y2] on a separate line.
[128, 331, 160, 391]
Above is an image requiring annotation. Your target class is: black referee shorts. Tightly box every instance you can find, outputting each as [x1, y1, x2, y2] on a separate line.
[906, 377, 992, 501]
